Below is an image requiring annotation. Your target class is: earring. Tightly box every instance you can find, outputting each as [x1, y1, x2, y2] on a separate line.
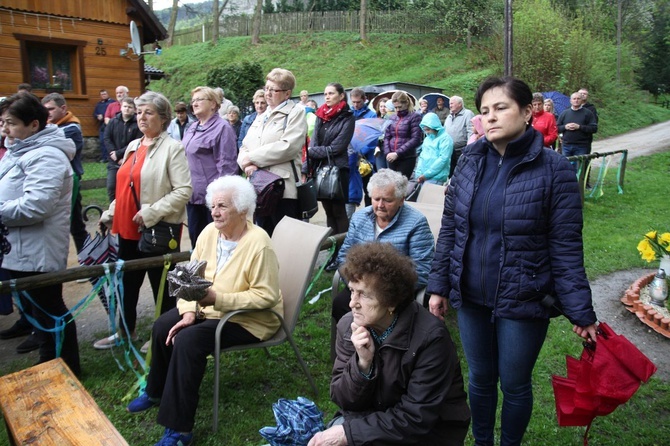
[388, 309, 394, 316]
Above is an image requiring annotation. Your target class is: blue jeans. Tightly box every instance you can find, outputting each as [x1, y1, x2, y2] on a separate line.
[562, 144, 589, 169]
[457, 302, 549, 446]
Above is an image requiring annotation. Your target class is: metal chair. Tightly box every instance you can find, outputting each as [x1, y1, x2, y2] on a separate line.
[416, 181, 446, 205]
[211, 217, 332, 432]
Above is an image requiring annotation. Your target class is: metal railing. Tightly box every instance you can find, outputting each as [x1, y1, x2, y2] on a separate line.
[566, 149, 628, 203]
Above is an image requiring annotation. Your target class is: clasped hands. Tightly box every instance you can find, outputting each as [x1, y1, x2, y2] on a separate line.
[165, 288, 216, 346]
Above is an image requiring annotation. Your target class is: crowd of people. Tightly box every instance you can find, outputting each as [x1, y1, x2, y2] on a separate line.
[0, 75, 600, 446]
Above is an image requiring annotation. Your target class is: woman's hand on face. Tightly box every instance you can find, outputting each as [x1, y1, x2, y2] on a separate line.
[307, 425, 347, 446]
[573, 323, 598, 344]
[166, 312, 196, 346]
[132, 211, 144, 227]
[197, 287, 216, 307]
[244, 164, 258, 177]
[386, 152, 398, 163]
[428, 295, 449, 321]
[350, 322, 374, 373]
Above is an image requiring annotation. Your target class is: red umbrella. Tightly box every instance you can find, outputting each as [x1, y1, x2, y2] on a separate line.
[552, 322, 656, 444]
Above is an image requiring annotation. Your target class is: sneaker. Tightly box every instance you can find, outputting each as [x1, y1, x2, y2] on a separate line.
[324, 257, 338, 273]
[127, 392, 160, 413]
[0, 320, 32, 339]
[16, 333, 40, 354]
[93, 332, 138, 350]
[154, 428, 193, 446]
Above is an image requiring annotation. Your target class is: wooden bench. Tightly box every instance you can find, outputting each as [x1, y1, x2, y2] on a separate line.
[0, 358, 128, 445]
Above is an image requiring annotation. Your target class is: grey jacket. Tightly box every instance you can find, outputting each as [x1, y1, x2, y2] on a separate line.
[0, 125, 75, 272]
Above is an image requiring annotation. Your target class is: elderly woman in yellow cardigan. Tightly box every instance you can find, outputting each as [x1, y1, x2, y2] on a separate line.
[125, 175, 282, 446]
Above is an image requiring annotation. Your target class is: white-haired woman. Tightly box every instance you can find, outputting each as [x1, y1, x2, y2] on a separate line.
[95, 91, 192, 349]
[126, 175, 283, 445]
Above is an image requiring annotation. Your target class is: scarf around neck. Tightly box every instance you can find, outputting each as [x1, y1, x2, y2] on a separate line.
[316, 100, 347, 122]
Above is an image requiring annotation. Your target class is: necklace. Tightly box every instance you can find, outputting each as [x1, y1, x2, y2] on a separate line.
[369, 313, 399, 345]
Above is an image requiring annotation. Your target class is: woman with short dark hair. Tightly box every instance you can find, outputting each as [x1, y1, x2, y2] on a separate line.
[309, 242, 470, 446]
[0, 92, 81, 374]
[427, 76, 598, 445]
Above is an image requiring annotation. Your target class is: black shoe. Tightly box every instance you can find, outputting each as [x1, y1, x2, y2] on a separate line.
[16, 333, 40, 354]
[0, 321, 32, 340]
[325, 258, 338, 272]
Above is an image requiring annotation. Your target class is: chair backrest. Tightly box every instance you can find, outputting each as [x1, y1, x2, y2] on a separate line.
[405, 201, 443, 243]
[416, 181, 446, 205]
[270, 217, 332, 340]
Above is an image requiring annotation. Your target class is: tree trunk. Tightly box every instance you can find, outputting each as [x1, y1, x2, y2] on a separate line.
[147, 0, 153, 10]
[359, 0, 368, 42]
[167, 0, 179, 46]
[251, 0, 262, 45]
[212, 0, 219, 44]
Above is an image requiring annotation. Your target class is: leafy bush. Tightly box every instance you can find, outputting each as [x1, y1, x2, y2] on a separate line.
[205, 61, 264, 104]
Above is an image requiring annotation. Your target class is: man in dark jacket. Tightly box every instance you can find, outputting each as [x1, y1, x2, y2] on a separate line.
[42, 93, 87, 254]
[93, 89, 114, 162]
[557, 92, 597, 161]
[104, 97, 141, 201]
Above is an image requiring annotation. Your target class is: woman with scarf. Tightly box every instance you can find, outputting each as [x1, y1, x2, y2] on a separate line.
[383, 91, 422, 180]
[302, 82, 355, 240]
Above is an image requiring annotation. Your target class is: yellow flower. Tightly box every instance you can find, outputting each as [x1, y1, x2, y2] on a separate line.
[646, 230, 658, 240]
[659, 232, 670, 246]
[638, 240, 656, 262]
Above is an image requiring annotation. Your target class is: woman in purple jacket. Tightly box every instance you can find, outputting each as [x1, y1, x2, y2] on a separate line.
[426, 77, 598, 446]
[181, 86, 238, 247]
[383, 91, 422, 179]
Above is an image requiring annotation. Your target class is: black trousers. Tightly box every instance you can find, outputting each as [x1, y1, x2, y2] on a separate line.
[186, 203, 213, 249]
[8, 270, 80, 376]
[70, 187, 87, 254]
[255, 198, 298, 237]
[146, 308, 259, 432]
[117, 237, 176, 334]
[388, 156, 416, 180]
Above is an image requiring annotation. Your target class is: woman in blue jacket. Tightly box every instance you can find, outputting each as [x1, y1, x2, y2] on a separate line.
[426, 77, 598, 446]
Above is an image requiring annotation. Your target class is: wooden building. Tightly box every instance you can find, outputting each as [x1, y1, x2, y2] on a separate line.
[0, 1, 166, 137]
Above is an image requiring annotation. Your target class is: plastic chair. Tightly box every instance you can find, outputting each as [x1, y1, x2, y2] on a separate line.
[416, 181, 446, 205]
[405, 201, 444, 241]
[211, 217, 332, 432]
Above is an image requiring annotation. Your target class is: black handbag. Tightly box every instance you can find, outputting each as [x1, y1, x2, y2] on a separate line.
[314, 150, 343, 201]
[249, 169, 285, 218]
[129, 150, 181, 255]
[291, 161, 318, 220]
[138, 221, 182, 254]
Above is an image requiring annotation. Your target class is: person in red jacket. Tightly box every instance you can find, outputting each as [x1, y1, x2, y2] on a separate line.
[531, 93, 558, 148]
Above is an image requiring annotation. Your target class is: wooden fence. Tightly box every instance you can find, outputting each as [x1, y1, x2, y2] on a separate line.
[172, 10, 448, 46]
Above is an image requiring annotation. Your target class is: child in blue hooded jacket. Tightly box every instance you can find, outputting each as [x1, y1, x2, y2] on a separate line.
[413, 112, 454, 185]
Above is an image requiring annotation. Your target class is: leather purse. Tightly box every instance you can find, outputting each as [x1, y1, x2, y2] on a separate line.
[249, 169, 285, 218]
[314, 150, 343, 201]
[291, 161, 318, 219]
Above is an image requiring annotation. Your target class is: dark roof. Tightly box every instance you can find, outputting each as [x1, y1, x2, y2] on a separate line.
[127, 0, 168, 43]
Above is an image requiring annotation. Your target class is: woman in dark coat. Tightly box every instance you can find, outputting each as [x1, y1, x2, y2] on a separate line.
[302, 82, 355, 238]
[426, 77, 598, 446]
[383, 90, 422, 179]
[309, 242, 470, 446]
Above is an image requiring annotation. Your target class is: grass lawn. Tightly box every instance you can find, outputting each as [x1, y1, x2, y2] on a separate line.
[0, 152, 669, 445]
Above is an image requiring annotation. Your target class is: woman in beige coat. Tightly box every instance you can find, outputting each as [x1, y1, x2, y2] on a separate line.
[95, 92, 192, 349]
[237, 67, 307, 235]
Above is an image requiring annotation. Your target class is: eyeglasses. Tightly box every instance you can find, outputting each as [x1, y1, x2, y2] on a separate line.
[264, 87, 287, 94]
[191, 97, 209, 104]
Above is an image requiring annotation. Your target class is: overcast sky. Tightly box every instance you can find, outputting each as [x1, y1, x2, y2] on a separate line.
[149, 0, 207, 12]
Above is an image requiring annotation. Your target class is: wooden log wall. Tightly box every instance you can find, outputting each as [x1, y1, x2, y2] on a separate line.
[0, 3, 147, 137]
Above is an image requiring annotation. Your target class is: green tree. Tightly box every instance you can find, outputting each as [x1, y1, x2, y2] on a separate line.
[263, 0, 275, 13]
[639, 0, 670, 95]
[206, 62, 264, 104]
[432, 0, 502, 48]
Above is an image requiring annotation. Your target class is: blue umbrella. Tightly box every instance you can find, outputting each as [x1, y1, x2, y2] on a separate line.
[349, 118, 391, 158]
[419, 93, 450, 112]
[542, 91, 570, 116]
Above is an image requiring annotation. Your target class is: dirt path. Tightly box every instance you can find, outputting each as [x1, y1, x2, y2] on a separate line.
[1, 120, 669, 376]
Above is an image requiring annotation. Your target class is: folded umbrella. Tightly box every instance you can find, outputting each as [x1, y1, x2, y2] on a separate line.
[552, 322, 656, 444]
